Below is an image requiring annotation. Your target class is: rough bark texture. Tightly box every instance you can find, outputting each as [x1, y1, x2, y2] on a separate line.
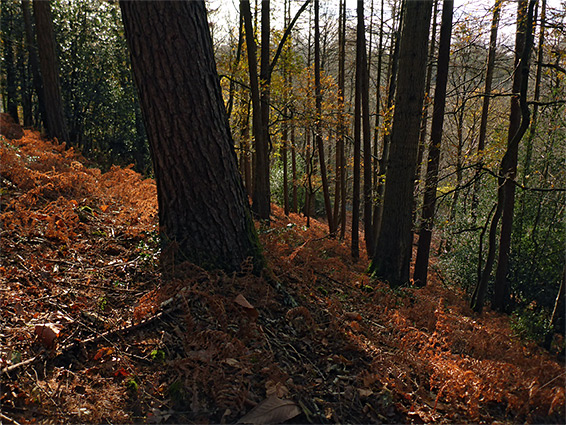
[413, 0, 454, 287]
[33, 0, 69, 143]
[373, 1, 403, 242]
[119, 0, 263, 273]
[369, 0, 433, 286]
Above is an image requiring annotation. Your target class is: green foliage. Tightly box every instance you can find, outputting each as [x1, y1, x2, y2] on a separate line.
[510, 304, 551, 345]
[126, 376, 139, 393]
[98, 295, 107, 311]
[52, 0, 150, 173]
[150, 349, 165, 363]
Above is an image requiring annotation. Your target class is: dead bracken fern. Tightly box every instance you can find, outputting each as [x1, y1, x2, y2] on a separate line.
[0, 130, 564, 424]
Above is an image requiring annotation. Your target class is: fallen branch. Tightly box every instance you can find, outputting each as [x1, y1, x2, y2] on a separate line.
[0, 412, 22, 425]
[1, 303, 180, 378]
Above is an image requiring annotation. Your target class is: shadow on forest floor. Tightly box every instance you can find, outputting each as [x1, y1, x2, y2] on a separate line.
[1, 129, 564, 424]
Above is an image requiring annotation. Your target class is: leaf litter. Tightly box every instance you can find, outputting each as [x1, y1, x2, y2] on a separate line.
[0, 130, 564, 424]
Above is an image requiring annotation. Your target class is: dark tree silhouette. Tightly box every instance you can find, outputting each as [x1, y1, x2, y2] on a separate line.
[119, 0, 263, 273]
[369, 0, 433, 285]
[33, 0, 69, 142]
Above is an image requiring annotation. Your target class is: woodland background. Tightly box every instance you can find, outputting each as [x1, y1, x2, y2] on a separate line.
[0, 0, 565, 423]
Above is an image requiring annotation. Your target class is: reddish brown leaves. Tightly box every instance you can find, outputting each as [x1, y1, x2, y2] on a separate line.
[34, 324, 61, 348]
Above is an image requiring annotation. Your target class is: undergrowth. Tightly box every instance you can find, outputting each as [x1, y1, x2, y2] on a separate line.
[0, 131, 564, 424]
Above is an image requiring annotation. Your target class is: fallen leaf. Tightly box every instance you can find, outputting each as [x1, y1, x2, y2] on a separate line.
[234, 294, 259, 320]
[238, 395, 301, 424]
[34, 324, 61, 348]
[114, 367, 130, 378]
[94, 346, 115, 361]
[344, 311, 362, 321]
[224, 358, 240, 367]
[266, 380, 290, 398]
[349, 321, 361, 332]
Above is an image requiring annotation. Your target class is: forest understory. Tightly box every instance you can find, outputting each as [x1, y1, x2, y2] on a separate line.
[1, 129, 565, 424]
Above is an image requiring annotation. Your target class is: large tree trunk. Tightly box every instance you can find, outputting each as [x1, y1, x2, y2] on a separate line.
[120, 0, 263, 273]
[33, 0, 69, 143]
[369, 0, 433, 286]
[413, 0, 454, 287]
[373, 0, 403, 242]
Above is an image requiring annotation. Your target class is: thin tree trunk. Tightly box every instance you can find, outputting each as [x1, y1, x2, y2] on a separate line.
[336, 0, 347, 239]
[240, 91, 253, 194]
[226, 13, 244, 120]
[333, 0, 345, 235]
[413, 0, 454, 287]
[33, 0, 69, 143]
[415, 0, 439, 196]
[352, 13, 362, 260]
[493, 0, 535, 313]
[4, 4, 20, 123]
[448, 108, 465, 227]
[472, 0, 535, 313]
[282, 120, 289, 215]
[471, 0, 503, 222]
[291, 120, 298, 213]
[545, 265, 566, 349]
[371, 0, 384, 238]
[253, 0, 272, 220]
[314, 0, 335, 233]
[281, 0, 291, 216]
[518, 0, 545, 226]
[358, 0, 374, 255]
[22, 0, 46, 128]
[246, 0, 311, 220]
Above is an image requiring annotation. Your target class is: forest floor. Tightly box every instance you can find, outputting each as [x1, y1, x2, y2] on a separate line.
[1, 129, 565, 425]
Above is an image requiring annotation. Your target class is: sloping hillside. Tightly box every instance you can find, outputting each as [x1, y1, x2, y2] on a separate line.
[1, 130, 564, 424]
